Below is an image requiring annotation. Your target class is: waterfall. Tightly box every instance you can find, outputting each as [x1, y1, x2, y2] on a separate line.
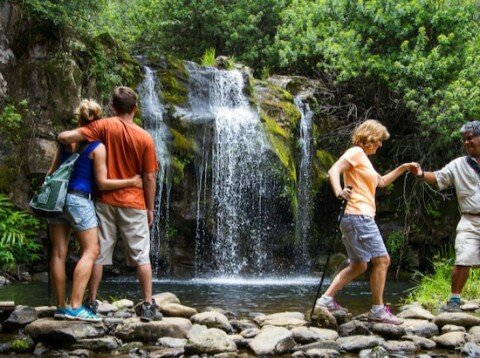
[295, 97, 314, 269]
[185, 63, 271, 276]
[138, 66, 172, 275]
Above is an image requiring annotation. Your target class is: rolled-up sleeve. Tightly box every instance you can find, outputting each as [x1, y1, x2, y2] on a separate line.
[435, 161, 455, 190]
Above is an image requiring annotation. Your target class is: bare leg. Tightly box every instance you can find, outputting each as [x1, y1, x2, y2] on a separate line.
[137, 264, 153, 302]
[370, 255, 390, 306]
[451, 265, 470, 295]
[88, 264, 103, 302]
[70, 228, 99, 309]
[324, 261, 368, 297]
[50, 224, 71, 307]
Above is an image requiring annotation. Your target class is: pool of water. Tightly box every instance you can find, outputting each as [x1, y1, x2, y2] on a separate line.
[0, 276, 413, 317]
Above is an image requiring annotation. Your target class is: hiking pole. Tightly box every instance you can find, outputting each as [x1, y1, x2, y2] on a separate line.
[46, 222, 52, 306]
[309, 185, 352, 319]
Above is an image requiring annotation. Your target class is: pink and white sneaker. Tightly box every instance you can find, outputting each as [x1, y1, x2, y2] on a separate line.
[315, 298, 349, 312]
[368, 305, 403, 325]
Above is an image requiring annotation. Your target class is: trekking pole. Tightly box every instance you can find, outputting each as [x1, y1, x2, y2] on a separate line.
[46, 222, 52, 306]
[309, 186, 352, 319]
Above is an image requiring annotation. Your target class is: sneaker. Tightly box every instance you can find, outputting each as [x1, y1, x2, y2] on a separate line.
[315, 298, 349, 312]
[368, 306, 403, 325]
[443, 298, 462, 313]
[65, 306, 102, 322]
[84, 299, 99, 314]
[54, 307, 68, 320]
[140, 299, 163, 322]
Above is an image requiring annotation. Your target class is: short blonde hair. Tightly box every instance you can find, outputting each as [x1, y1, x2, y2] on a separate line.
[352, 119, 390, 148]
[74, 99, 102, 127]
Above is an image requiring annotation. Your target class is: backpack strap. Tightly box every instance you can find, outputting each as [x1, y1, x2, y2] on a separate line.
[466, 156, 480, 178]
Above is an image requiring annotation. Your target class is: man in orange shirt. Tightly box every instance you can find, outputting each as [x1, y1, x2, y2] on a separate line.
[58, 87, 160, 322]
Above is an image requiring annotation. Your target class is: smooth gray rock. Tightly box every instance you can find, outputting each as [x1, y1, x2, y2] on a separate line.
[358, 345, 389, 358]
[433, 331, 467, 348]
[400, 319, 439, 338]
[330, 310, 352, 325]
[291, 326, 338, 343]
[248, 325, 295, 355]
[305, 348, 341, 357]
[185, 324, 237, 354]
[254, 311, 307, 328]
[470, 326, 480, 335]
[71, 337, 122, 352]
[397, 306, 435, 321]
[156, 337, 187, 348]
[240, 327, 260, 338]
[115, 317, 192, 342]
[161, 303, 198, 318]
[441, 324, 466, 333]
[112, 299, 134, 310]
[190, 311, 233, 333]
[305, 306, 338, 330]
[339, 320, 370, 337]
[230, 334, 249, 348]
[292, 340, 342, 353]
[4, 305, 37, 330]
[460, 341, 480, 356]
[435, 312, 480, 328]
[370, 323, 405, 339]
[96, 301, 117, 314]
[34, 306, 56, 319]
[25, 318, 106, 343]
[153, 292, 181, 308]
[336, 335, 384, 352]
[150, 347, 185, 357]
[230, 319, 257, 332]
[402, 334, 436, 349]
[381, 340, 419, 353]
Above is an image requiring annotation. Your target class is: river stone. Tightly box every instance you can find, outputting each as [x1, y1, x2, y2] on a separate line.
[68, 348, 92, 357]
[381, 340, 419, 353]
[185, 324, 237, 354]
[112, 299, 134, 310]
[113, 310, 134, 319]
[358, 345, 389, 358]
[291, 326, 339, 343]
[397, 306, 435, 321]
[248, 325, 295, 355]
[231, 319, 257, 332]
[402, 334, 436, 349]
[190, 311, 233, 333]
[336, 335, 385, 352]
[339, 320, 370, 337]
[398, 303, 423, 312]
[157, 337, 187, 348]
[4, 305, 37, 330]
[433, 331, 467, 348]
[254, 311, 307, 328]
[470, 326, 480, 335]
[162, 303, 198, 318]
[461, 302, 480, 311]
[460, 341, 480, 356]
[435, 312, 480, 328]
[25, 318, 106, 343]
[370, 323, 405, 339]
[442, 324, 466, 333]
[305, 307, 337, 330]
[304, 348, 340, 357]
[153, 293, 181, 308]
[115, 317, 192, 342]
[33, 342, 51, 355]
[292, 340, 342, 353]
[400, 319, 439, 338]
[97, 301, 117, 314]
[150, 347, 184, 357]
[34, 306, 56, 319]
[0, 275, 10, 286]
[240, 327, 260, 338]
[330, 310, 352, 325]
[104, 317, 124, 325]
[71, 336, 122, 352]
[230, 334, 248, 348]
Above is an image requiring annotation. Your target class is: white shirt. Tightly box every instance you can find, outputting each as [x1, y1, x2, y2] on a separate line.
[435, 156, 480, 213]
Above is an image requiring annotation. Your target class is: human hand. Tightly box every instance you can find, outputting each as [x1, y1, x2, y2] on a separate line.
[337, 186, 353, 201]
[132, 174, 143, 188]
[407, 162, 423, 177]
[147, 210, 154, 226]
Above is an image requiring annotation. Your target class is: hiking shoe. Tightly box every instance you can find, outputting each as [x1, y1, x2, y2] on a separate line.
[368, 306, 403, 325]
[54, 307, 68, 320]
[315, 298, 349, 312]
[140, 299, 163, 322]
[443, 298, 462, 313]
[84, 299, 99, 314]
[65, 306, 101, 322]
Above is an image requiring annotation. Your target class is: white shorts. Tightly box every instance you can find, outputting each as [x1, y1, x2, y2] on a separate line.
[95, 202, 150, 266]
[455, 215, 480, 266]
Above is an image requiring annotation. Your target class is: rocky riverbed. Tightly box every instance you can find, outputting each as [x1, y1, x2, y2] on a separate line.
[1, 292, 480, 357]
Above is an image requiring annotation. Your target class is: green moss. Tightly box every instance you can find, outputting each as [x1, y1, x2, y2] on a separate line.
[11, 338, 32, 353]
[266, 82, 294, 102]
[262, 99, 301, 127]
[171, 156, 187, 185]
[170, 128, 195, 155]
[158, 58, 189, 107]
[312, 149, 335, 188]
[316, 149, 335, 168]
[260, 110, 288, 139]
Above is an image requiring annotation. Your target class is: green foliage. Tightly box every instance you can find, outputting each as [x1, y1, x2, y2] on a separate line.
[0, 195, 41, 270]
[201, 48, 216, 67]
[405, 245, 480, 310]
[0, 100, 28, 144]
[386, 230, 411, 269]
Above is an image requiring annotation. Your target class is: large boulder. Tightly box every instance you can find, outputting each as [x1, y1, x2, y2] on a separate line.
[397, 306, 435, 321]
[115, 317, 191, 342]
[3, 305, 37, 330]
[185, 324, 237, 355]
[336, 335, 385, 352]
[25, 318, 106, 343]
[254, 311, 307, 328]
[248, 325, 295, 355]
[291, 326, 339, 343]
[190, 311, 233, 333]
[434, 312, 480, 328]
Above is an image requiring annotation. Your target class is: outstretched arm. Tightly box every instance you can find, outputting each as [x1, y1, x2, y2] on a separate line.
[410, 163, 437, 186]
[377, 162, 417, 188]
[92, 145, 143, 191]
[58, 129, 85, 144]
[328, 157, 353, 200]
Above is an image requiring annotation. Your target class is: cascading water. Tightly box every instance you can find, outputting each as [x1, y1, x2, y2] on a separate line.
[185, 62, 271, 276]
[138, 66, 172, 275]
[294, 97, 314, 269]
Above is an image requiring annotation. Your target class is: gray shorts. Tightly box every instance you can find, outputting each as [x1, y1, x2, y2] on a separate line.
[47, 193, 98, 232]
[455, 215, 480, 266]
[340, 214, 388, 262]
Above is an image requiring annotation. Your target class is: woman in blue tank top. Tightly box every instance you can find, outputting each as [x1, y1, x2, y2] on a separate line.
[46, 99, 142, 322]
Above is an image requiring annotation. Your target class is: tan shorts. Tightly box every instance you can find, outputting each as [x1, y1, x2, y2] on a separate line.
[95, 202, 150, 266]
[455, 215, 480, 266]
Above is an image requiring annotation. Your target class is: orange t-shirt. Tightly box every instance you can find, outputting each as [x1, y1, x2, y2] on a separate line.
[342, 146, 378, 217]
[79, 117, 159, 209]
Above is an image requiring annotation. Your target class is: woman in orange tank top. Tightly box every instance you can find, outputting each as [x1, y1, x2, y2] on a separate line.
[315, 120, 417, 324]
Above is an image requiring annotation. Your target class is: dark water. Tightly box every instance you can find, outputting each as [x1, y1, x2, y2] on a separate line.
[0, 276, 413, 316]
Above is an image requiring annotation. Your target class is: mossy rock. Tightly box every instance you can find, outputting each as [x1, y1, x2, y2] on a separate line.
[170, 128, 195, 156]
[158, 57, 189, 107]
[11, 336, 35, 353]
[171, 155, 188, 185]
[312, 149, 335, 189]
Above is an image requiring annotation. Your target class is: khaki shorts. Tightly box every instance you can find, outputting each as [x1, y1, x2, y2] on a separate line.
[455, 215, 480, 266]
[95, 202, 150, 266]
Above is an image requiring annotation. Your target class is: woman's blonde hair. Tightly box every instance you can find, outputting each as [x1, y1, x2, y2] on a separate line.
[74, 99, 102, 127]
[352, 119, 390, 148]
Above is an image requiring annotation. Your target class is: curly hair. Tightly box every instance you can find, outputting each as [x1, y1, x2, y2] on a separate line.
[352, 119, 390, 149]
[74, 99, 102, 127]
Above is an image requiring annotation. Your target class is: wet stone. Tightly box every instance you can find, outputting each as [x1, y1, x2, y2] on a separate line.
[339, 320, 370, 337]
[441, 324, 466, 333]
[370, 323, 405, 339]
[336, 335, 385, 352]
[381, 340, 419, 353]
[433, 331, 467, 349]
[230, 319, 257, 333]
[402, 334, 436, 349]
[434, 312, 480, 328]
